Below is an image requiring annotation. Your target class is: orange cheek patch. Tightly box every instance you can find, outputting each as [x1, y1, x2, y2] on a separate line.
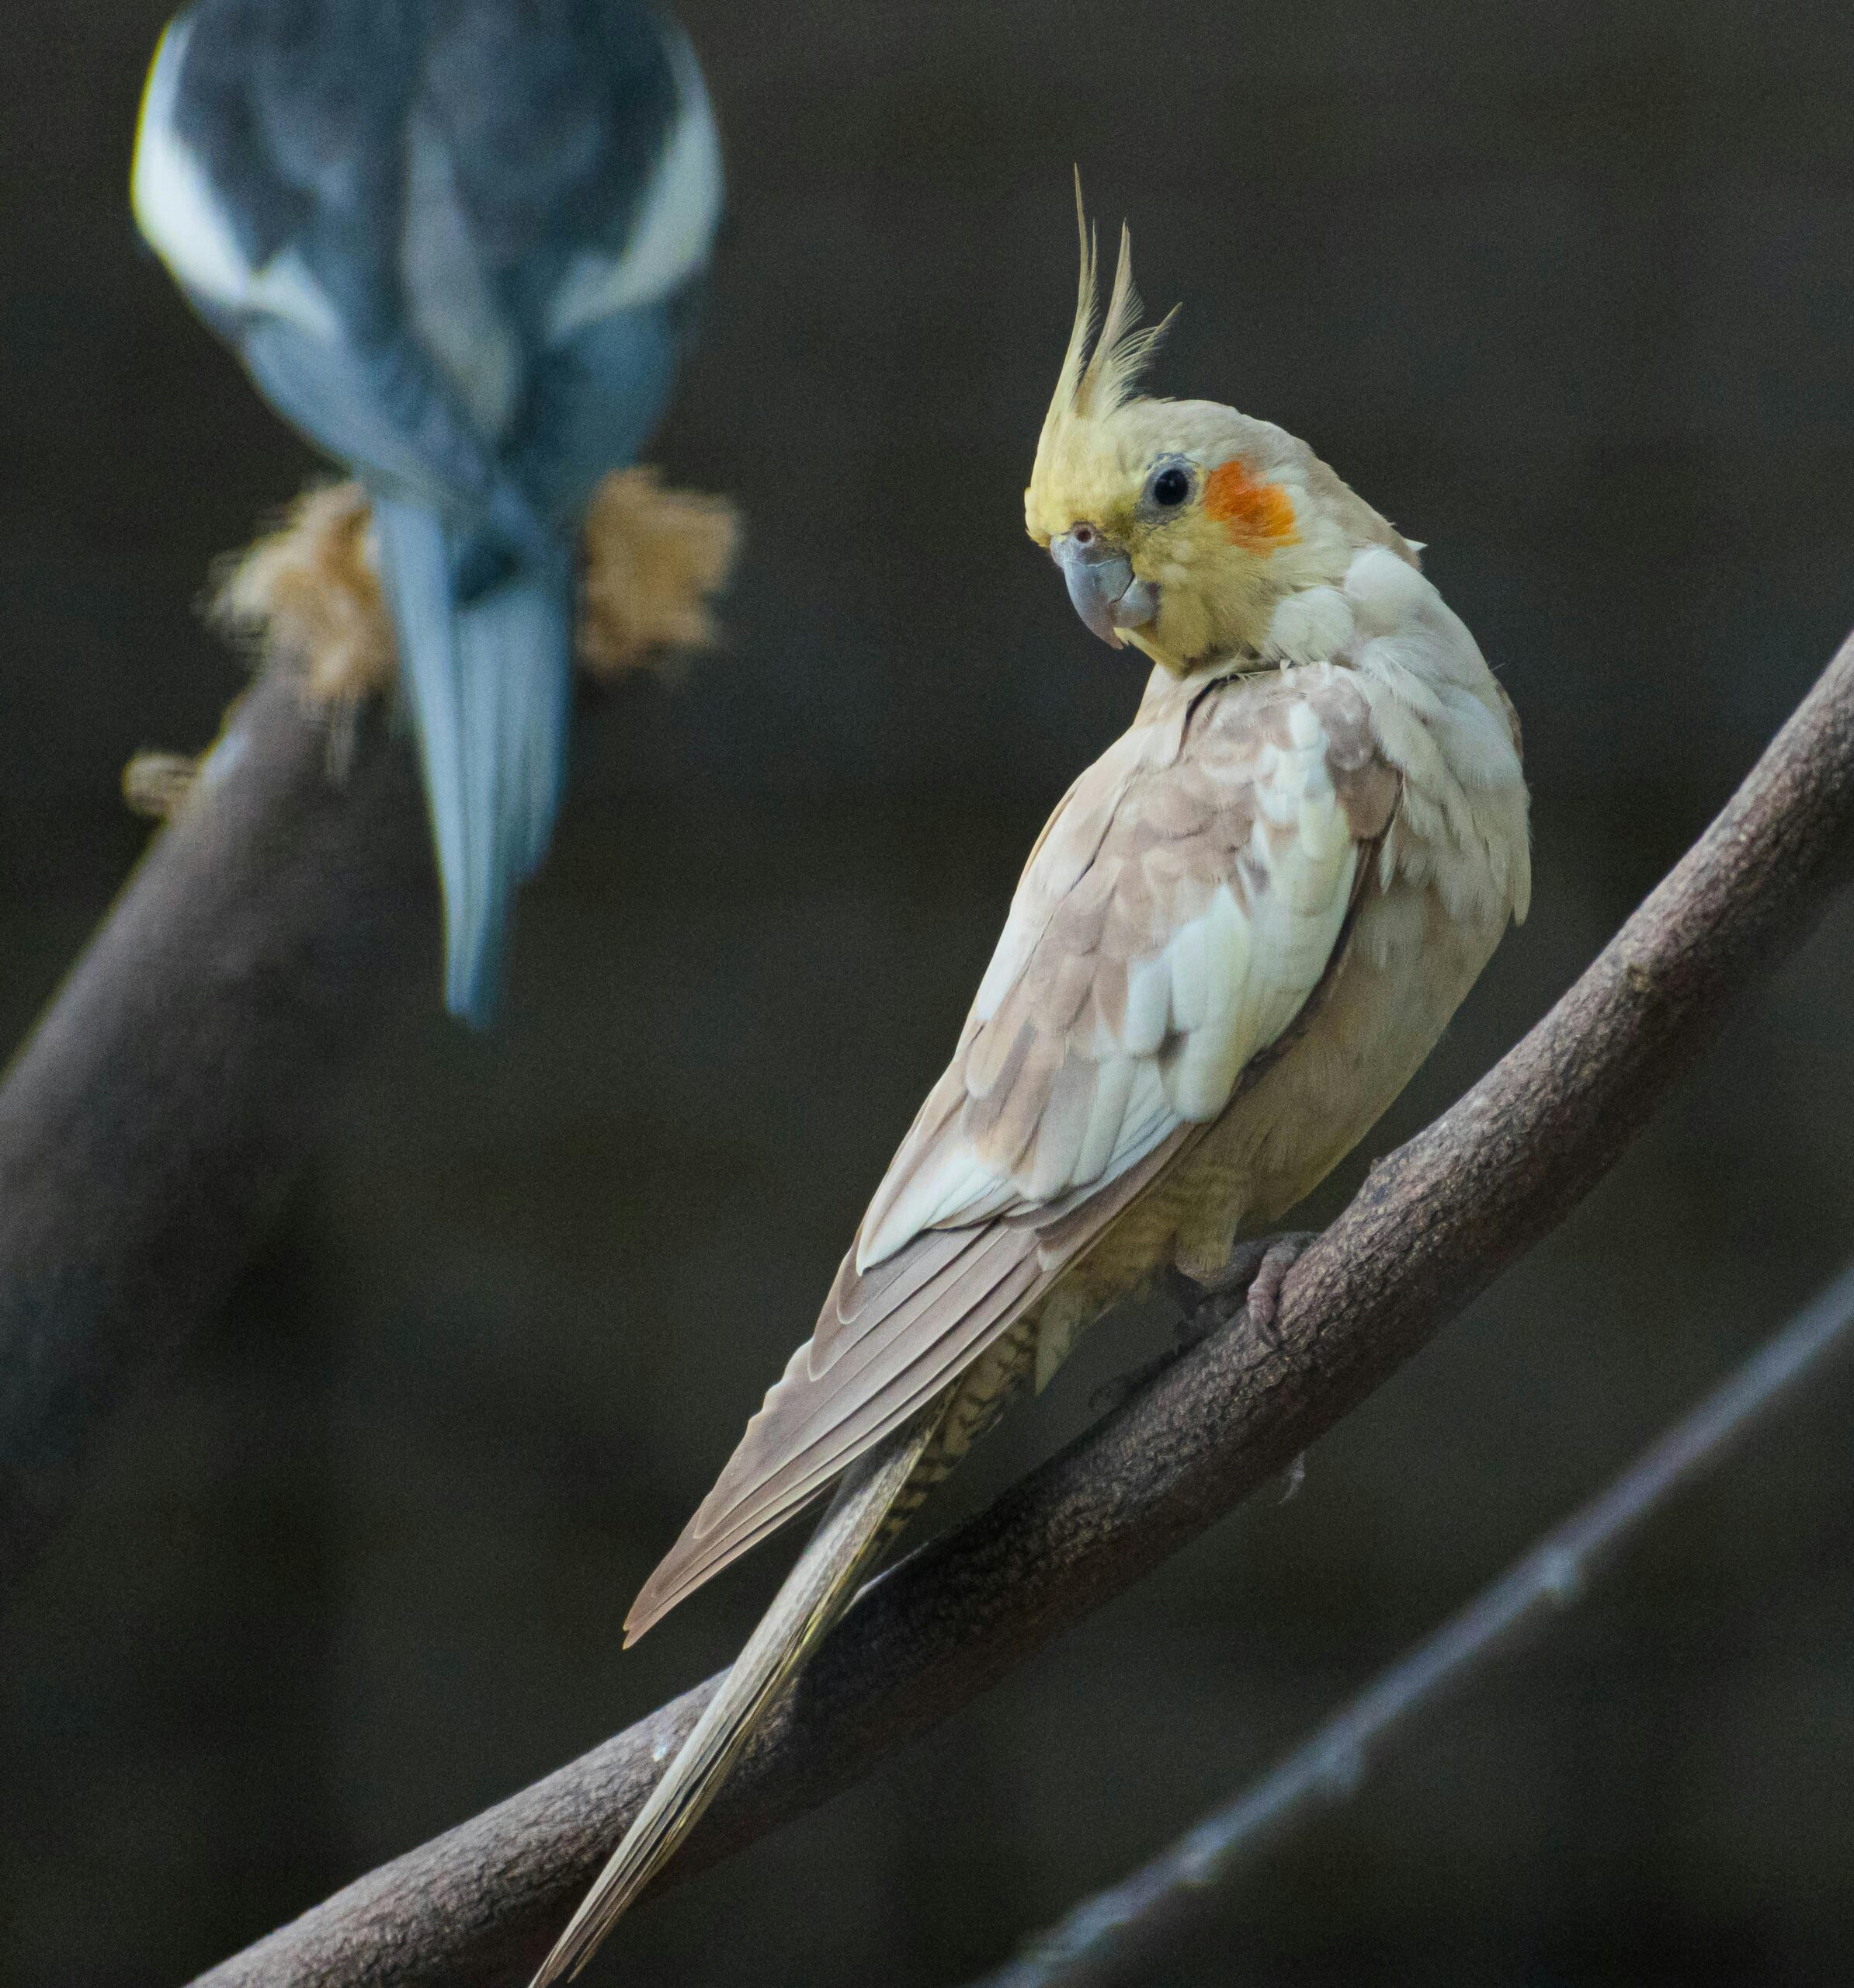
[1203, 459, 1298, 548]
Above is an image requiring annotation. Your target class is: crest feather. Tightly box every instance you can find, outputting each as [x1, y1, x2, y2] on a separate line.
[1027, 177, 1178, 536]
[1082, 225, 1173, 419]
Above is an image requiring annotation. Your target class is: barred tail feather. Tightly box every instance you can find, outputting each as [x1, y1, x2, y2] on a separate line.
[530, 1403, 949, 1986]
[373, 496, 575, 1028]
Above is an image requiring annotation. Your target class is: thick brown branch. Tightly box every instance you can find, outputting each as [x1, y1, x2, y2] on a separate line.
[189, 628, 1854, 1988]
[0, 673, 429, 1609]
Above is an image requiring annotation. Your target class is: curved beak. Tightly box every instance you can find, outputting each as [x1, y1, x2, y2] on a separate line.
[1048, 530, 1158, 650]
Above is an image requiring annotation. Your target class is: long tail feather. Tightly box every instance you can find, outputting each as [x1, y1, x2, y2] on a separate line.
[372, 495, 574, 1028]
[531, 1402, 950, 1986]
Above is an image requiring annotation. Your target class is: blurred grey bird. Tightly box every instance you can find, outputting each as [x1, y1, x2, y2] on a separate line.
[133, 0, 723, 1024]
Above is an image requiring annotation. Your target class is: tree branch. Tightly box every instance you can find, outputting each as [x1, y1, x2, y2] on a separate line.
[967, 1261, 1854, 1988]
[0, 476, 737, 1618]
[186, 627, 1854, 1988]
[0, 673, 429, 1611]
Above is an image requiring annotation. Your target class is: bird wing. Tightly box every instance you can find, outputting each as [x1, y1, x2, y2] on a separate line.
[626, 665, 1401, 1639]
[131, 5, 717, 510]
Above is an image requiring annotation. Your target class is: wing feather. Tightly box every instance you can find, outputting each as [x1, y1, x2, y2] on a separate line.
[627, 664, 1402, 1639]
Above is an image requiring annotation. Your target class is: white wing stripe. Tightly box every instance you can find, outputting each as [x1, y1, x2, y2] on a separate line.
[1076, 1052, 1136, 1183]
[1122, 951, 1171, 1057]
[132, 20, 344, 342]
[545, 33, 722, 343]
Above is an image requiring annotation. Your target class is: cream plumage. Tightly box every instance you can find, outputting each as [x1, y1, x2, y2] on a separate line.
[531, 203, 1529, 1984]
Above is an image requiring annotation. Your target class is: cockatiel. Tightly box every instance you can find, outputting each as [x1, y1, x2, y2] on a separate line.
[533, 205, 1530, 1983]
[131, 0, 722, 1024]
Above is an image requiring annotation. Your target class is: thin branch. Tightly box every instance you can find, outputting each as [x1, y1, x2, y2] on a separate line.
[0, 673, 429, 1612]
[186, 628, 1854, 1988]
[967, 1261, 1854, 1988]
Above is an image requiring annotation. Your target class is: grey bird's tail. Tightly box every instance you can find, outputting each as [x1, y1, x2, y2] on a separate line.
[529, 1405, 948, 1986]
[373, 495, 575, 1028]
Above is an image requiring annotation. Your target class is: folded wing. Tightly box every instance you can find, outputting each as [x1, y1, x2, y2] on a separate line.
[626, 667, 1400, 1639]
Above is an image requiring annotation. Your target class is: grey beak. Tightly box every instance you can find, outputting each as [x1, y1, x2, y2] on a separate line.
[1049, 530, 1157, 649]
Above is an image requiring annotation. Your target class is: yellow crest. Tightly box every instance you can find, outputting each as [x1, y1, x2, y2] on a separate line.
[1026, 177, 1177, 537]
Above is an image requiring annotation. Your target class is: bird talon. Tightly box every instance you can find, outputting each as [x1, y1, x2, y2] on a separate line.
[1169, 1230, 1319, 1352]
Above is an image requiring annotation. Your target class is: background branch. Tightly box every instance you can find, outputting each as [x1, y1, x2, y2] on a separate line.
[968, 1261, 1854, 1988]
[0, 673, 429, 1613]
[0, 464, 732, 1622]
[189, 630, 1854, 1988]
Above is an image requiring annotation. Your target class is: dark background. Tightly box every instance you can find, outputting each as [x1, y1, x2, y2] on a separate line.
[5, 2, 1854, 1983]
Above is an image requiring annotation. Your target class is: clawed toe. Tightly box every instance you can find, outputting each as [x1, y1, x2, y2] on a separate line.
[1095, 1230, 1320, 1413]
[1244, 1232, 1317, 1340]
[1168, 1229, 1320, 1349]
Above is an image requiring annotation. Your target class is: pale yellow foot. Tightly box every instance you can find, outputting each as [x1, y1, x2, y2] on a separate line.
[1094, 1229, 1323, 1412]
[1165, 1229, 1321, 1347]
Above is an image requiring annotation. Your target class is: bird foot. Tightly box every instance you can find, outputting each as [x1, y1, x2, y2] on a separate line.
[1164, 1230, 1321, 1352]
[1091, 1230, 1320, 1413]
[209, 467, 741, 709]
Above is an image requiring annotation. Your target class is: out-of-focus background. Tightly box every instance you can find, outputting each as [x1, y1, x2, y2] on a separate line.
[5, 2, 1854, 1983]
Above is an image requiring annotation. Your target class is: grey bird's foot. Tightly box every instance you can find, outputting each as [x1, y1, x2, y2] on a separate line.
[1164, 1229, 1321, 1350]
[1092, 1230, 1321, 1413]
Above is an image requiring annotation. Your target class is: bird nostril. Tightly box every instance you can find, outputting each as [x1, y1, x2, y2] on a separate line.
[1071, 523, 1094, 547]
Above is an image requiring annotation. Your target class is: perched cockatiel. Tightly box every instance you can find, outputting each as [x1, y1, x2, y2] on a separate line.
[532, 205, 1530, 1982]
[131, 0, 723, 1024]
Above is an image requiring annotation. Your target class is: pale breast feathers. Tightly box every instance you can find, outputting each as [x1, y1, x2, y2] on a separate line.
[624, 666, 1399, 1639]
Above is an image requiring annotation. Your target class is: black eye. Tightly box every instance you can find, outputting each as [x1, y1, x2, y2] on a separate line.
[1150, 464, 1191, 508]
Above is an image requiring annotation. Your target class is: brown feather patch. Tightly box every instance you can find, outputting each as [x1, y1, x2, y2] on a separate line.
[577, 468, 740, 679]
[210, 482, 394, 706]
[207, 467, 739, 704]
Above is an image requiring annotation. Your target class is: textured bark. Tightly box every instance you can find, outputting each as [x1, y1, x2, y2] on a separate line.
[189, 629, 1854, 1988]
[0, 673, 429, 1608]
